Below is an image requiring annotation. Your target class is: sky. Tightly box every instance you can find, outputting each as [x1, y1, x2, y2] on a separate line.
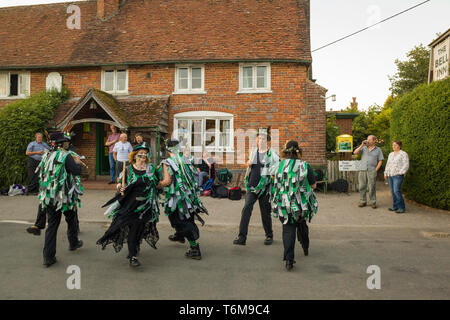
[1, 0, 449, 111]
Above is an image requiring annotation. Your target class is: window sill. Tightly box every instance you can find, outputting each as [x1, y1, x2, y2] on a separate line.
[104, 91, 129, 96]
[0, 95, 28, 100]
[191, 147, 235, 153]
[236, 90, 272, 94]
[172, 91, 207, 95]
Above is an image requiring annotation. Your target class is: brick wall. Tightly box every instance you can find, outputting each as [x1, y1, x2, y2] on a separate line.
[0, 61, 327, 170]
[336, 118, 353, 135]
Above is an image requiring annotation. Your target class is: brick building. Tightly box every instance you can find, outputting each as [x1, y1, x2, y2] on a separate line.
[0, 0, 327, 179]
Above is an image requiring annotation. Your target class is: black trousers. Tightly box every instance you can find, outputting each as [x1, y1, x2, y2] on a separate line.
[238, 190, 273, 239]
[43, 206, 79, 259]
[281, 217, 309, 262]
[27, 157, 41, 193]
[168, 212, 199, 242]
[127, 218, 145, 257]
[34, 204, 47, 229]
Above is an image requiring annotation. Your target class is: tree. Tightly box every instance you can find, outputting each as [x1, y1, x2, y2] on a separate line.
[389, 44, 430, 97]
[326, 115, 340, 152]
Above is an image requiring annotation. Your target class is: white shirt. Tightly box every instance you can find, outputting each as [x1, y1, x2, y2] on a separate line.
[113, 141, 133, 162]
[384, 150, 409, 176]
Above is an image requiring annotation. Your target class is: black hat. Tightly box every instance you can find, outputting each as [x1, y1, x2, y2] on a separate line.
[50, 132, 71, 143]
[164, 138, 181, 153]
[282, 140, 302, 154]
[133, 141, 150, 152]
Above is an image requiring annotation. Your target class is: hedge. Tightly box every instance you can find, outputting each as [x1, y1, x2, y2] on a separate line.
[390, 78, 450, 210]
[0, 88, 69, 189]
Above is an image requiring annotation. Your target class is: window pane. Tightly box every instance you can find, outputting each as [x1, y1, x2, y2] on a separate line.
[243, 67, 253, 88]
[178, 68, 189, 89]
[192, 78, 201, 89]
[19, 73, 30, 96]
[191, 68, 201, 79]
[205, 119, 216, 146]
[9, 74, 18, 96]
[116, 70, 127, 91]
[0, 73, 8, 96]
[191, 119, 202, 146]
[104, 70, 114, 91]
[177, 119, 189, 147]
[256, 66, 267, 88]
[219, 120, 230, 147]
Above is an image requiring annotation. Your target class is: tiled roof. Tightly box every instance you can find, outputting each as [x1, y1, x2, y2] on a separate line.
[0, 0, 311, 68]
[49, 88, 169, 131]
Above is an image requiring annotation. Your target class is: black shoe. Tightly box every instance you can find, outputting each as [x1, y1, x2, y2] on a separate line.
[108, 181, 115, 184]
[185, 244, 202, 260]
[69, 240, 83, 251]
[302, 246, 309, 256]
[233, 236, 246, 245]
[264, 236, 273, 245]
[27, 226, 41, 236]
[285, 260, 295, 271]
[168, 234, 185, 244]
[129, 256, 141, 267]
[388, 207, 397, 211]
[43, 256, 57, 267]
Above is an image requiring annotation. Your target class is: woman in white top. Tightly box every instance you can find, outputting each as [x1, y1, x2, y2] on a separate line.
[384, 140, 409, 213]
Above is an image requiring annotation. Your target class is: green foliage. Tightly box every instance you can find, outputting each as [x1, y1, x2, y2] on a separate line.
[326, 115, 340, 152]
[0, 88, 70, 189]
[351, 104, 382, 147]
[389, 44, 430, 97]
[390, 78, 450, 210]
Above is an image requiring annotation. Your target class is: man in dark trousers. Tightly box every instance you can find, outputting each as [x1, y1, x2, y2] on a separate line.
[39, 132, 84, 267]
[233, 129, 279, 246]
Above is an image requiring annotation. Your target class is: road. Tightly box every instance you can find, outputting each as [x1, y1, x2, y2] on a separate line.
[0, 182, 449, 299]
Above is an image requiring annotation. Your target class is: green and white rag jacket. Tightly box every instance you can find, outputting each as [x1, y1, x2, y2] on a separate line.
[245, 147, 280, 196]
[271, 159, 318, 224]
[159, 153, 208, 222]
[37, 149, 83, 213]
[103, 163, 160, 221]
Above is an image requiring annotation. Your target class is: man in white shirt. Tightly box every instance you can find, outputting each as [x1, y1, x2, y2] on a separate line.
[113, 133, 133, 182]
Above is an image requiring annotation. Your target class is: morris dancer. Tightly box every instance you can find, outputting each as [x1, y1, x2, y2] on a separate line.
[271, 140, 318, 271]
[38, 132, 83, 267]
[233, 128, 279, 246]
[158, 139, 208, 260]
[97, 142, 160, 267]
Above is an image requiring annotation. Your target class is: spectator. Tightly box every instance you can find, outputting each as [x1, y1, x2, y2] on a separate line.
[134, 133, 144, 147]
[354, 135, 384, 209]
[384, 140, 409, 214]
[195, 150, 213, 187]
[113, 133, 133, 182]
[105, 125, 121, 184]
[25, 132, 50, 194]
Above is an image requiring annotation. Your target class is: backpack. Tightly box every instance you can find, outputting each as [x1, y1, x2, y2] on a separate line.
[228, 187, 242, 200]
[202, 178, 214, 191]
[216, 168, 232, 184]
[211, 184, 229, 198]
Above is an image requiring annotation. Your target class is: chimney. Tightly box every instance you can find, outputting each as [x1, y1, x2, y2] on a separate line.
[97, 0, 121, 21]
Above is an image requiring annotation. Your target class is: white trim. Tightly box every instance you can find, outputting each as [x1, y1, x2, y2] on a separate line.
[101, 67, 129, 95]
[173, 111, 234, 152]
[238, 62, 271, 93]
[0, 71, 30, 98]
[173, 64, 206, 94]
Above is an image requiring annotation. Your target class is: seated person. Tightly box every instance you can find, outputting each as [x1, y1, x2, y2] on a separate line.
[195, 151, 214, 187]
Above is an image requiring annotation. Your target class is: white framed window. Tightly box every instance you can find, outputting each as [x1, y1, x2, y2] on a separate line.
[0, 71, 30, 98]
[237, 62, 272, 93]
[173, 65, 206, 94]
[101, 68, 128, 95]
[173, 111, 234, 152]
